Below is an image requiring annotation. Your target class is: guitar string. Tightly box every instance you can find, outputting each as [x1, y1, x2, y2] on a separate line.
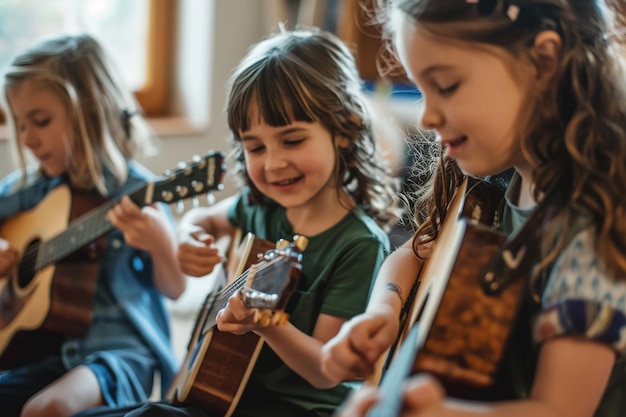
[20, 189, 218, 271]
[14, 154, 221, 280]
[18, 201, 117, 274]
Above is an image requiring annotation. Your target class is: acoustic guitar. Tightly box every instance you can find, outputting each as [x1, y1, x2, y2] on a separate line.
[365, 176, 556, 416]
[0, 151, 225, 369]
[166, 232, 307, 417]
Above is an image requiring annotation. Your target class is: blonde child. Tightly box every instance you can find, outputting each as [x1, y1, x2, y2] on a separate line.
[0, 34, 185, 417]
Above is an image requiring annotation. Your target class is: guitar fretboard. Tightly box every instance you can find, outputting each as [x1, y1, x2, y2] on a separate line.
[35, 184, 148, 270]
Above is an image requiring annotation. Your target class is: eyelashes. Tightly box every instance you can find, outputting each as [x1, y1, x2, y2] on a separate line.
[33, 118, 51, 128]
[437, 83, 459, 95]
[16, 117, 52, 132]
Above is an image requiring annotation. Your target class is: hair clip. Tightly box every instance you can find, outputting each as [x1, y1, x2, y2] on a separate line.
[122, 109, 137, 119]
[467, 0, 561, 32]
[122, 109, 137, 137]
[507, 4, 521, 21]
[467, 0, 498, 15]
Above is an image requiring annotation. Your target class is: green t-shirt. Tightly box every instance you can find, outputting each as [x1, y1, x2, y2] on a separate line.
[227, 191, 390, 417]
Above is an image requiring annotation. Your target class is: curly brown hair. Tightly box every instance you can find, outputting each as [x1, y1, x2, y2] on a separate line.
[376, 0, 626, 276]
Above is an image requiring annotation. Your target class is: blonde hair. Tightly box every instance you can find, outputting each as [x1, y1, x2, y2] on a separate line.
[377, 0, 626, 276]
[1, 33, 156, 195]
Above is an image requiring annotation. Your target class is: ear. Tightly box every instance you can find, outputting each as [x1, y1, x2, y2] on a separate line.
[335, 135, 351, 149]
[532, 30, 562, 91]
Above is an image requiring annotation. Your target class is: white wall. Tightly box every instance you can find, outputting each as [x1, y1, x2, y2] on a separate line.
[137, 0, 273, 201]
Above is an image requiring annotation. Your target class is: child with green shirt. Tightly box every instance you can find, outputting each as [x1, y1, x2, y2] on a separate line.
[74, 26, 401, 417]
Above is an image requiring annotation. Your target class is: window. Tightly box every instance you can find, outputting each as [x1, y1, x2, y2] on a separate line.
[0, 0, 174, 119]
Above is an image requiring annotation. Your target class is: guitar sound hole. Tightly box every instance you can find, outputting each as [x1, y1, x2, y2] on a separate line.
[17, 239, 40, 290]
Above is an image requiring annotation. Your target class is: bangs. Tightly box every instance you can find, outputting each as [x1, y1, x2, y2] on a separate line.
[228, 55, 319, 135]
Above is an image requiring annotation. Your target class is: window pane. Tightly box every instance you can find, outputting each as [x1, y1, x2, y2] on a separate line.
[0, 0, 149, 90]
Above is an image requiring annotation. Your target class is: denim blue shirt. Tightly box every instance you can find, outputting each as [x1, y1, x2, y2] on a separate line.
[0, 162, 178, 401]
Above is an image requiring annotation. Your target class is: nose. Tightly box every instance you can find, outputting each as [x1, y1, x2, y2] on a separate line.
[419, 97, 444, 130]
[21, 126, 40, 150]
[265, 148, 288, 171]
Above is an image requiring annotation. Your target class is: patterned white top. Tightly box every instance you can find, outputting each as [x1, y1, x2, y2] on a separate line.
[534, 227, 626, 353]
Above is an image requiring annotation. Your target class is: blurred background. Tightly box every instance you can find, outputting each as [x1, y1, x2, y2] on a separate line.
[0, 0, 423, 371]
[0, 0, 422, 195]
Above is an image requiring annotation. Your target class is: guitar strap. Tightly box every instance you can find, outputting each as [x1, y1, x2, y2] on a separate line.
[479, 197, 558, 296]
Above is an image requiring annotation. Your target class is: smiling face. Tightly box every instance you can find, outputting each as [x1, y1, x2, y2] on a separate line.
[394, 16, 537, 177]
[239, 108, 342, 213]
[7, 80, 73, 178]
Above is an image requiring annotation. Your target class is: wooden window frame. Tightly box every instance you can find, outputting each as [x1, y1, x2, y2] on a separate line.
[136, 0, 175, 116]
[1, 0, 175, 124]
[337, 0, 408, 83]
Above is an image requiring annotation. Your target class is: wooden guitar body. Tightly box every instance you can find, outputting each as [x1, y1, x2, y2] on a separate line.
[396, 178, 520, 397]
[167, 233, 304, 416]
[0, 186, 70, 337]
[0, 186, 105, 368]
[366, 176, 555, 416]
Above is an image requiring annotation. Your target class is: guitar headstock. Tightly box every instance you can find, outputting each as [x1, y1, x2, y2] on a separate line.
[147, 151, 226, 208]
[241, 235, 308, 326]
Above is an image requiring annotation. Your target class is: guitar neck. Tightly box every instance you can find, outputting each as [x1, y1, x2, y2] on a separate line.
[36, 183, 150, 270]
[198, 266, 258, 334]
[35, 151, 225, 271]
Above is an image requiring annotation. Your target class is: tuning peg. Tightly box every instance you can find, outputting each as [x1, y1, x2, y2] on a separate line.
[275, 239, 290, 250]
[191, 180, 204, 194]
[254, 310, 272, 327]
[176, 200, 185, 214]
[192, 154, 206, 169]
[176, 185, 189, 198]
[192, 195, 199, 207]
[292, 235, 308, 252]
[160, 190, 174, 203]
[206, 191, 216, 206]
[272, 312, 289, 326]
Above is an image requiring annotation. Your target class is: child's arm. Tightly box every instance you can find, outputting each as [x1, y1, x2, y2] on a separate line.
[176, 196, 237, 277]
[321, 238, 424, 384]
[216, 238, 420, 389]
[107, 196, 185, 299]
[0, 238, 19, 277]
[336, 330, 615, 417]
[216, 295, 349, 389]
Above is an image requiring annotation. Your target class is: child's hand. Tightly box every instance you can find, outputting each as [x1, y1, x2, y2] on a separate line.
[334, 374, 445, 417]
[0, 238, 19, 277]
[216, 290, 274, 335]
[321, 307, 400, 384]
[177, 225, 223, 277]
[334, 383, 380, 417]
[107, 196, 171, 253]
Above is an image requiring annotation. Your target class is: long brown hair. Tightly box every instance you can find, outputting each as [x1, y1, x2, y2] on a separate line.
[377, 0, 626, 275]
